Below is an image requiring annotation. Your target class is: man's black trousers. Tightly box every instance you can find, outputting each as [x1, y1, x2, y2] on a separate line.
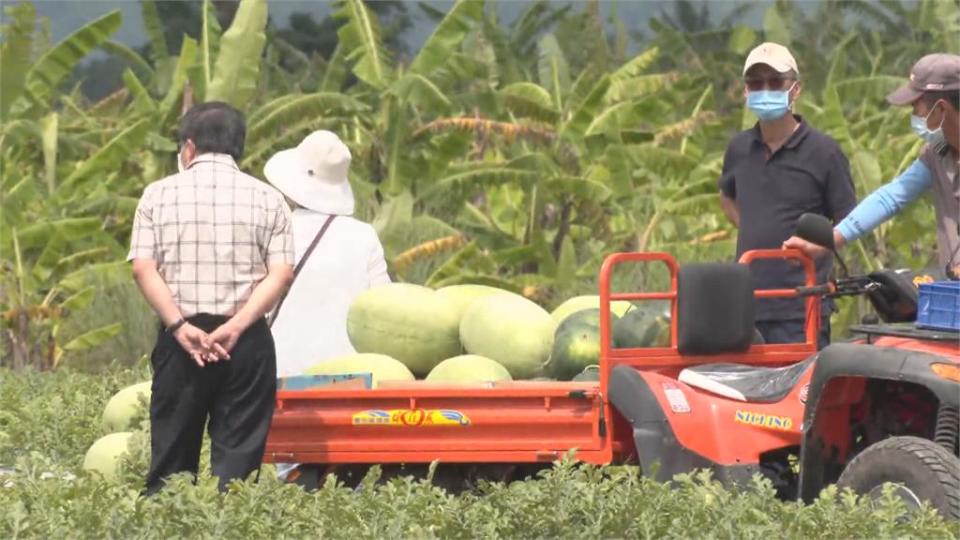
[144, 314, 276, 495]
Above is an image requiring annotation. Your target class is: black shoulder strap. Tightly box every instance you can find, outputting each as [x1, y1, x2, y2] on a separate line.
[268, 214, 337, 328]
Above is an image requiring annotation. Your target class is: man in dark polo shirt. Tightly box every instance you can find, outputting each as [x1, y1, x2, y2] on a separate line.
[718, 42, 857, 348]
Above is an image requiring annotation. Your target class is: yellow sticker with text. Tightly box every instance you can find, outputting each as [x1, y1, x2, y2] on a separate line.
[734, 410, 794, 431]
[352, 409, 471, 427]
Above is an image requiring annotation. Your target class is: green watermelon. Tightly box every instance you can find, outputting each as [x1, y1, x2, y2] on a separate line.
[304, 353, 415, 388]
[460, 292, 556, 379]
[102, 381, 151, 432]
[613, 305, 671, 348]
[547, 309, 617, 380]
[551, 295, 633, 323]
[436, 284, 508, 321]
[426, 354, 512, 383]
[83, 432, 135, 481]
[346, 283, 461, 377]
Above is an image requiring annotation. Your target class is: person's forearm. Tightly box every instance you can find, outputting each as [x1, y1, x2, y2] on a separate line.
[835, 189, 900, 244]
[836, 159, 932, 243]
[132, 262, 182, 327]
[228, 265, 294, 331]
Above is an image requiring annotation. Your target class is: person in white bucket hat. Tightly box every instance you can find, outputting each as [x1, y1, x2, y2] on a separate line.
[265, 130, 391, 482]
[264, 130, 390, 376]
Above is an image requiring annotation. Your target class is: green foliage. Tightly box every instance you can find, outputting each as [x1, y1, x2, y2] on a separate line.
[336, 0, 392, 89]
[1, 0, 951, 367]
[0, 2, 36, 119]
[0, 367, 955, 538]
[205, 0, 267, 109]
[23, 11, 122, 109]
[408, 0, 483, 77]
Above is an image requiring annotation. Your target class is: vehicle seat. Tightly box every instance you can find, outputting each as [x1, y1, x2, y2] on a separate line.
[676, 262, 756, 356]
[675, 262, 814, 402]
[678, 356, 816, 403]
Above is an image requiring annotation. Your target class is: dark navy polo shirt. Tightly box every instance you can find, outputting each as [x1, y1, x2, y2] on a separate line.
[719, 116, 857, 321]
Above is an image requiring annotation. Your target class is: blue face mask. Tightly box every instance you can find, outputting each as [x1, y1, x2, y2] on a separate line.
[911, 103, 946, 145]
[746, 84, 795, 121]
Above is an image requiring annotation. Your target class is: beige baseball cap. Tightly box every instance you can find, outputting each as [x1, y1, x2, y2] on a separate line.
[887, 53, 960, 105]
[742, 42, 799, 77]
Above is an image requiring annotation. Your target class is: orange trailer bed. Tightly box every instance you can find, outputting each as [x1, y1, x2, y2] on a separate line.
[263, 250, 820, 468]
[265, 381, 620, 465]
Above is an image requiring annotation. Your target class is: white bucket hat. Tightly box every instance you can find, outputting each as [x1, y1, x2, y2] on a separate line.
[264, 130, 355, 215]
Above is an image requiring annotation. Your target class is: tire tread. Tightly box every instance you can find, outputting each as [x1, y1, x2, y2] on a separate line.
[838, 436, 959, 520]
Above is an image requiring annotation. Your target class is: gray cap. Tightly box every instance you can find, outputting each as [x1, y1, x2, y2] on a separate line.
[887, 53, 960, 105]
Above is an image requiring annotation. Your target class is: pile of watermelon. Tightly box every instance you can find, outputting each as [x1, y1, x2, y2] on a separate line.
[315, 283, 674, 386]
[82, 381, 151, 480]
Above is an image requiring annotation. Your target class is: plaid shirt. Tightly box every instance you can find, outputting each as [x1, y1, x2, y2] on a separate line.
[127, 153, 294, 317]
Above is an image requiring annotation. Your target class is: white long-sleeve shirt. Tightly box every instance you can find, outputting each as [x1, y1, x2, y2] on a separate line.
[270, 208, 391, 377]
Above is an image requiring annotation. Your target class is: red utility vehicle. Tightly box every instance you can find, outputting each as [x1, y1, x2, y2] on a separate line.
[264, 214, 960, 518]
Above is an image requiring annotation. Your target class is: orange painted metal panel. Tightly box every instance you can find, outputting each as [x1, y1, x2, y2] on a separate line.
[637, 371, 810, 466]
[265, 383, 612, 465]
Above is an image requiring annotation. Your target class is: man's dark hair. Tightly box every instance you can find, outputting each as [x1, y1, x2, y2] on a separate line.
[178, 101, 246, 160]
[923, 90, 960, 111]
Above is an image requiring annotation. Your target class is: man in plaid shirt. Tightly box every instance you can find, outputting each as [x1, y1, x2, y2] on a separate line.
[128, 102, 294, 494]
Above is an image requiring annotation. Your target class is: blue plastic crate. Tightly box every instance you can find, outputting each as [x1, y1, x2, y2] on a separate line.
[916, 281, 960, 332]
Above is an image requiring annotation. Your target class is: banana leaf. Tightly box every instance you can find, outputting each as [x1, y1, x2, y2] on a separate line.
[0, 2, 35, 119]
[561, 75, 611, 139]
[206, 0, 268, 109]
[609, 47, 659, 82]
[140, 0, 169, 62]
[335, 0, 391, 89]
[763, 3, 791, 45]
[390, 75, 452, 114]
[201, 0, 223, 89]
[101, 40, 154, 81]
[62, 118, 153, 189]
[500, 82, 559, 123]
[319, 43, 348, 92]
[159, 37, 198, 126]
[14, 218, 101, 253]
[248, 92, 367, 143]
[62, 322, 122, 352]
[25, 11, 122, 106]
[409, 0, 483, 76]
[122, 69, 156, 114]
[40, 113, 57, 193]
[537, 33, 570, 110]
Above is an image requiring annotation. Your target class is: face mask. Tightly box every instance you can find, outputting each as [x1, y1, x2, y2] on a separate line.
[746, 83, 796, 121]
[911, 103, 946, 145]
[176, 148, 186, 173]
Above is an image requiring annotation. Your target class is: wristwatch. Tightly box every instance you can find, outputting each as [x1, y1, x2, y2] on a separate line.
[165, 317, 187, 334]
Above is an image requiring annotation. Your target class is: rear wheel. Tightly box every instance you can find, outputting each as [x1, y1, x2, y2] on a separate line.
[836, 436, 960, 520]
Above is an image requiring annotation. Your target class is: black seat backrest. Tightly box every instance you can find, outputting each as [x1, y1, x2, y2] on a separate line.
[677, 262, 756, 356]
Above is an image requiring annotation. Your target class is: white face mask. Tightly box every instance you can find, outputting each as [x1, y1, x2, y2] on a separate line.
[910, 102, 946, 146]
[177, 148, 186, 173]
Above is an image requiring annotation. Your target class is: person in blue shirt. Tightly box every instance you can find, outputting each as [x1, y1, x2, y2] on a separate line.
[785, 53, 960, 279]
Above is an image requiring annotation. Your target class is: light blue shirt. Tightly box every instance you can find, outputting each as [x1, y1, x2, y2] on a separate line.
[836, 159, 934, 242]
